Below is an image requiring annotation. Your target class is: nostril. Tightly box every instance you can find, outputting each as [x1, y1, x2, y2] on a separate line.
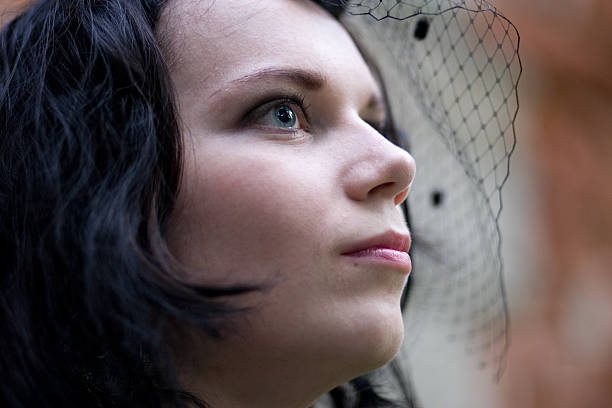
[368, 182, 395, 197]
[394, 189, 409, 206]
[367, 182, 409, 205]
[343, 136, 415, 203]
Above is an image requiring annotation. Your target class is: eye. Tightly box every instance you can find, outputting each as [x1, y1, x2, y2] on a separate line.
[247, 97, 310, 132]
[272, 104, 298, 128]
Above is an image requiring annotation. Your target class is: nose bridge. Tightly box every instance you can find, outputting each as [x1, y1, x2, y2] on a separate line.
[342, 122, 416, 204]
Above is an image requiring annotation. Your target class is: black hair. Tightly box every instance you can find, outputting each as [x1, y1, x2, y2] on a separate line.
[0, 1, 415, 407]
[0, 0, 252, 406]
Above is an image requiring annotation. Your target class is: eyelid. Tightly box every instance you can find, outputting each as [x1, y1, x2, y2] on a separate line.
[242, 93, 311, 130]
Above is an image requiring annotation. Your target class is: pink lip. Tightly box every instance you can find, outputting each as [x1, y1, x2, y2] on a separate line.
[341, 231, 412, 275]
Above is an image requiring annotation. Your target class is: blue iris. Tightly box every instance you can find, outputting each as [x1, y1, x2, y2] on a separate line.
[274, 105, 297, 127]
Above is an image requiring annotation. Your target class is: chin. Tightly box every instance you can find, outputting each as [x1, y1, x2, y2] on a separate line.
[329, 298, 406, 376]
[359, 305, 405, 368]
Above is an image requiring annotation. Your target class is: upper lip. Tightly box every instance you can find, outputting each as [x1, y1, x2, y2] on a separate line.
[340, 230, 411, 255]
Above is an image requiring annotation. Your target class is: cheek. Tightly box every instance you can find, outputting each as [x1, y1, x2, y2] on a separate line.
[166, 147, 331, 284]
[165, 142, 407, 376]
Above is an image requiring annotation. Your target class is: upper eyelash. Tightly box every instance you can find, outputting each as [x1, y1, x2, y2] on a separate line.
[242, 92, 394, 141]
[243, 92, 311, 127]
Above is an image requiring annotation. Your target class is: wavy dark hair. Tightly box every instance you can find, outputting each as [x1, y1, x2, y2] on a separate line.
[0, 0, 414, 407]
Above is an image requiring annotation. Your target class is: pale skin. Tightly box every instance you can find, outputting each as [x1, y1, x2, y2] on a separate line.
[161, 0, 416, 407]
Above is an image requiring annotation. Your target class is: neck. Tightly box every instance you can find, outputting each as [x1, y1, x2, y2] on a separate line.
[178, 353, 339, 408]
[173, 332, 350, 408]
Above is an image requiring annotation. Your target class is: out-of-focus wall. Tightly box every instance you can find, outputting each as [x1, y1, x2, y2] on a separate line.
[493, 0, 612, 407]
[403, 0, 612, 405]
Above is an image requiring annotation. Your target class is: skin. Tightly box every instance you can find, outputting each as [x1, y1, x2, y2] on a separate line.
[161, 0, 416, 407]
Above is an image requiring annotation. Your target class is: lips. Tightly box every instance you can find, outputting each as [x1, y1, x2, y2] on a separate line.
[341, 230, 412, 274]
[341, 230, 411, 255]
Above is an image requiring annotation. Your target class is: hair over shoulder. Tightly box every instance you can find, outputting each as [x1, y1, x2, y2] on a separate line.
[0, 1, 247, 406]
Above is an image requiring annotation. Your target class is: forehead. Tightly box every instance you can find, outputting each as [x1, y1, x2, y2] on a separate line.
[160, 0, 379, 103]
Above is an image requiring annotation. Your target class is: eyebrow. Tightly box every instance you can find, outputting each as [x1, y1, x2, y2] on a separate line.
[208, 67, 386, 117]
[212, 68, 327, 98]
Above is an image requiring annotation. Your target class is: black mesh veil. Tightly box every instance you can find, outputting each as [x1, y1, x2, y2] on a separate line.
[316, 0, 521, 402]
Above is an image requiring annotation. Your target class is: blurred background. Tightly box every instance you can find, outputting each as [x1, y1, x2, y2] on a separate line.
[493, 0, 612, 407]
[411, 0, 612, 406]
[2, 0, 611, 407]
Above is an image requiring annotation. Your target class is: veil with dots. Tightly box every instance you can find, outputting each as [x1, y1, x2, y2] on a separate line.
[319, 0, 522, 387]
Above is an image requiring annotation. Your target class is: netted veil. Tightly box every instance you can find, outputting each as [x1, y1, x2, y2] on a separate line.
[315, 0, 521, 405]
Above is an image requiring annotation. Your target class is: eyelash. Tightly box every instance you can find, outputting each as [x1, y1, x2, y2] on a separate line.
[242, 92, 392, 140]
[244, 93, 311, 132]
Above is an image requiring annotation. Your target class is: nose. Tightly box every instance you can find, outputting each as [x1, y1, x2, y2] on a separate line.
[343, 125, 416, 206]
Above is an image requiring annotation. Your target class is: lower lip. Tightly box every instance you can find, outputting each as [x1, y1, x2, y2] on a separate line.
[343, 248, 412, 275]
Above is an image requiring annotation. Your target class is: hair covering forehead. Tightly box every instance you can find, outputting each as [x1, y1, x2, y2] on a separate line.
[316, 0, 521, 379]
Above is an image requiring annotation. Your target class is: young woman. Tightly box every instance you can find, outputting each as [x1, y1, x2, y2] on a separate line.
[0, 0, 520, 407]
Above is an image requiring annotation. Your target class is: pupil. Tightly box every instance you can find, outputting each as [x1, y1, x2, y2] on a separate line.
[275, 105, 295, 126]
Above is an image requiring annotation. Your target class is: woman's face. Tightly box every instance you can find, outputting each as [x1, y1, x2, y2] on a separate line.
[163, 0, 416, 404]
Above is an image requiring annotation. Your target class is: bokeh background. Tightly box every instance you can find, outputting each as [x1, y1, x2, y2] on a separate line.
[2, 0, 611, 407]
[493, 1, 612, 407]
[409, 0, 612, 406]
[414, 0, 612, 406]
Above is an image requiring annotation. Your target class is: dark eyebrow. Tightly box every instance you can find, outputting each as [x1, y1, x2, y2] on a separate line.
[207, 67, 385, 120]
[213, 67, 326, 97]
